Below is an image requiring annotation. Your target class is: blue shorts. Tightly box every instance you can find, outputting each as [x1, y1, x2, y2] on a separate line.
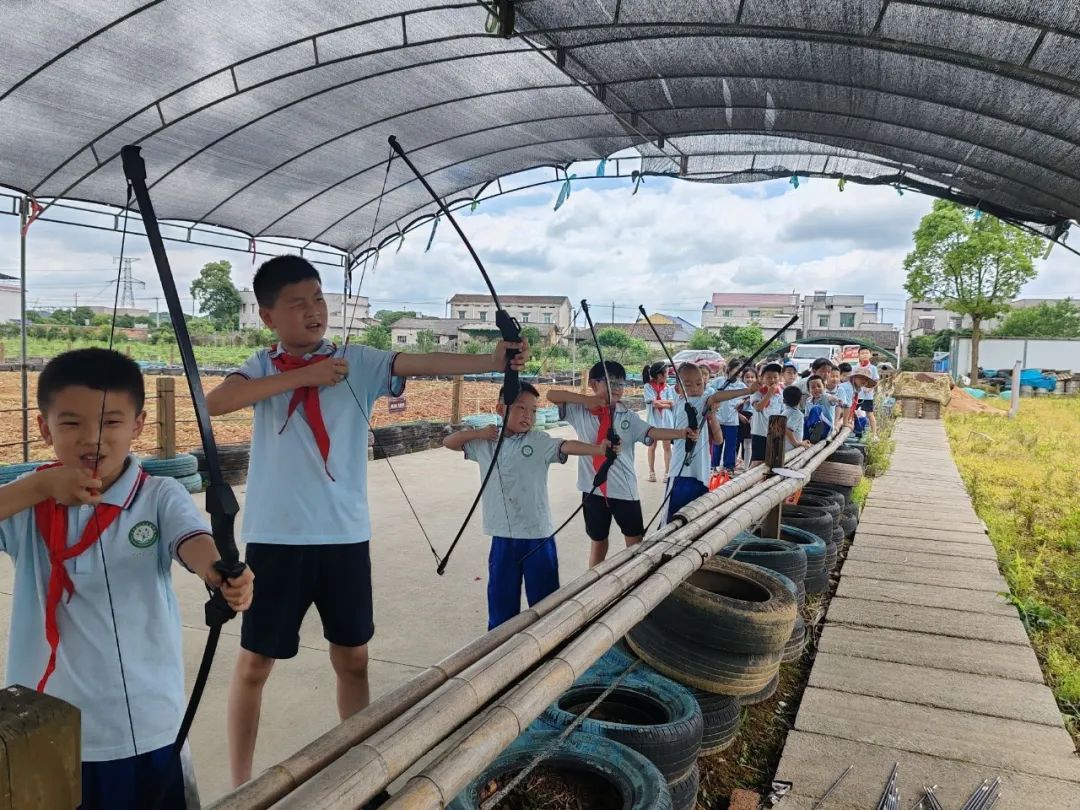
[667, 476, 709, 523]
[80, 743, 194, 810]
[487, 536, 560, 631]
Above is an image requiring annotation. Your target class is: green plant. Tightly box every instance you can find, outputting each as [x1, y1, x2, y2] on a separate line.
[899, 356, 933, 372]
[1002, 593, 1067, 633]
[851, 478, 871, 508]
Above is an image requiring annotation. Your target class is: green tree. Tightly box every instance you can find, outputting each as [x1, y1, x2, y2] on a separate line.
[906, 335, 937, 357]
[904, 201, 1043, 380]
[185, 316, 216, 343]
[415, 329, 436, 353]
[689, 329, 718, 350]
[521, 326, 543, 347]
[375, 310, 417, 327]
[994, 300, 1080, 338]
[716, 324, 767, 356]
[190, 260, 241, 330]
[359, 324, 391, 350]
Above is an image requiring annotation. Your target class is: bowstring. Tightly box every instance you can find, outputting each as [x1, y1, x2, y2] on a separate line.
[92, 185, 139, 756]
[335, 145, 440, 562]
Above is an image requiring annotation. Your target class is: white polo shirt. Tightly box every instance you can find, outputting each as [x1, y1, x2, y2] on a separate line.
[233, 340, 405, 545]
[463, 432, 568, 539]
[668, 394, 711, 484]
[749, 389, 785, 437]
[1, 457, 208, 761]
[713, 380, 747, 426]
[783, 405, 806, 451]
[854, 362, 880, 402]
[561, 403, 653, 502]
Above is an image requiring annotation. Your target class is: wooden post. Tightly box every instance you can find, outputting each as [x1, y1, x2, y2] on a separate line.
[450, 376, 464, 424]
[0, 343, 5, 363]
[0, 685, 81, 810]
[760, 413, 787, 538]
[1008, 359, 1021, 419]
[156, 376, 176, 459]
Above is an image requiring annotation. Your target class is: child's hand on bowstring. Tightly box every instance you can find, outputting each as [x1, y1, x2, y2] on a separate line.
[298, 358, 349, 388]
[582, 393, 609, 410]
[35, 465, 102, 506]
[478, 425, 501, 442]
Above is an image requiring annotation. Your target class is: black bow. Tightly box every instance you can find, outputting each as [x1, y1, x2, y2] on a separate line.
[579, 300, 620, 487]
[387, 136, 521, 575]
[638, 307, 698, 466]
[120, 147, 247, 797]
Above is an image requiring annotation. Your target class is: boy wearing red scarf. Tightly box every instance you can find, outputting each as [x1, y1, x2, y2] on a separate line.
[0, 349, 253, 810]
[208, 256, 528, 789]
[547, 361, 693, 568]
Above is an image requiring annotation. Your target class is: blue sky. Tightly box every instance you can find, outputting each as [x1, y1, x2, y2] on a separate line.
[2, 169, 1078, 327]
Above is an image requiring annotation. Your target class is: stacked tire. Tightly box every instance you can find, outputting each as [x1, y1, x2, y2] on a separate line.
[774, 504, 838, 575]
[626, 557, 796, 705]
[535, 669, 702, 809]
[0, 462, 42, 486]
[190, 443, 250, 487]
[757, 525, 829, 595]
[141, 452, 203, 493]
[372, 425, 406, 458]
[449, 730, 672, 810]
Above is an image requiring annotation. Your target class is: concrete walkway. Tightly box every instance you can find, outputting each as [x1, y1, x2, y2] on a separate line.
[775, 420, 1080, 809]
[0, 425, 669, 803]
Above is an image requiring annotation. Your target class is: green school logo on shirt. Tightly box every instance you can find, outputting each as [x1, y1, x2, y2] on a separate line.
[620, 419, 630, 430]
[129, 521, 159, 549]
[521, 445, 534, 457]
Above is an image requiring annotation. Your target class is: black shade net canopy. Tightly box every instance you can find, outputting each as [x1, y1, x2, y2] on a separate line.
[3, 0, 1079, 261]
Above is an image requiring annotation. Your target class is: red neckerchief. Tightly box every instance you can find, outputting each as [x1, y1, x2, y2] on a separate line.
[33, 463, 148, 692]
[270, 344, 335, 480]
[648, 380, 666, 398]
[590, 405, 613, 498]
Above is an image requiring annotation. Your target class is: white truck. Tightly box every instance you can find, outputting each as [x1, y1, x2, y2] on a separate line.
[787, 343, 860, 374]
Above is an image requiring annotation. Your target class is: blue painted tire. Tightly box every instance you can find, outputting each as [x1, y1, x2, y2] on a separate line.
[140, 453, 198, 478]
[0, 462, 42, 484]
[176, 472, 204, 493]
[773, 525, 829, 595]
[448, 730, 671, 810]
[718, 538, 807, 600]
[537, 670, 703, 782]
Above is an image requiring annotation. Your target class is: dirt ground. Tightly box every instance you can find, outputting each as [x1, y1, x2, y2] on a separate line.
[946, 386, 1003, 415]
[0, 372, 563, 463]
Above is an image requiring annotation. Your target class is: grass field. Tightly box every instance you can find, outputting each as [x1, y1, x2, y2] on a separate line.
[946, 398, 1080, 743]
[1, 336, 252, 367]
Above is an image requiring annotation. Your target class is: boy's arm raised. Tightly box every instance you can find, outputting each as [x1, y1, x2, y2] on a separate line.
[443, 425, 499, 451]
[177, 535, 255, 612]
[392, 339, 528, 378]
[546, 389, 606, 408]
[707, 387, 751, 406]
[0, 466, 102, 522]
[562, 438, 617, 457]
[206, 360, 347, 416]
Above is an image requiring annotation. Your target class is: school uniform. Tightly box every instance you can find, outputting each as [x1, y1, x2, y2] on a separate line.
[665, 394, 711, 522]
[748, 388, 785, 461]
[230, 339, 404, 659]
[854, 362, 880, 410]
[561, 402, 653, 541]
[643, 381, 675, 429]
[713, 380, 746, 471]
[783, 405, 806, 452]
[1, 457, 207, 809]
[462, 432, 568, 630]
[805, 393, 838, 441]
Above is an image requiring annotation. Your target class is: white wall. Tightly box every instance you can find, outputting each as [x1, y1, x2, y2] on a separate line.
[953, 337, 1080, 375]
[0, 286, 22, 323]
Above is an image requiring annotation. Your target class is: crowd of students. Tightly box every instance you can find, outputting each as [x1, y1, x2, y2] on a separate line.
[0, 251, 881, 809]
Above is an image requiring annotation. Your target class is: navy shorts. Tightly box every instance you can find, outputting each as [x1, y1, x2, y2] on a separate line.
[582, 494, 645, 541]
[487, 536, 560, 631]
[859, 399, 875, 413]
[80, 743, 194, 810]
[241, 542, 374, 659]
[751, 434, 769, 461]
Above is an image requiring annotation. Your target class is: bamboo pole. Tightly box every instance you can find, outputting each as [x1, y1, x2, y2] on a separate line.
[270, 435, 845, 809]
[385, 432, 849, 809]
[213, 443, 811, 808]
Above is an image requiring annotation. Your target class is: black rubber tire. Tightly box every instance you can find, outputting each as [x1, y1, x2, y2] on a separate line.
[831, 523, 845, 544]
[844, 501, 860, 522]
[669, 763, 700, 810]
[448, 730, 672, 810]
[583, 640, 643, 682]
[767, 569, 805, 610]
[627, 616, 783, 697]
[840, 513, 859, 539]
[140, 453, 198, 478]
[828, 447, 865, 466]
[800, 485, 847, 510]
[644, 557, 797, 655]
[811, 482, 854, 505]
[537, 672, 704, 782]
[740, 671, 780, 706]
[692, 690, 742, 755]
[768, 525, 828, 596]
[778, 505, 835, 540]
[824, 539, 838, 573]
[783, 616, 806, 664]
[793, 493, 842, 518]
[718, 539, 808, 596]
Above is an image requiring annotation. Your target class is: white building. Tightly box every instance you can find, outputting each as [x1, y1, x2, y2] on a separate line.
[392, 317, 558, 349]
[905, 299, 966, 338]
[238, 289, 370, 338]
[447, 294, 572, 331]
[0, 273, 20, 323]
[701, 293, 801, 342]
[801, 290, 899, 349]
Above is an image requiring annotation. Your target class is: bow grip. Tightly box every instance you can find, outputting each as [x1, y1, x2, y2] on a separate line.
[495, 309, 522, 408]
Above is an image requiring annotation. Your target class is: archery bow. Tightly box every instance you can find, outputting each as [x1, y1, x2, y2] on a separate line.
[387, 135, 521, 575]
[120, 146, 247, 779]
[638, 307, 698, 466]
[640, 311, 799, 533]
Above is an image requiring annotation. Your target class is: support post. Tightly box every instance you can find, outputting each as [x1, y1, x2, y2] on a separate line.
[1009, 359, 1021, 419]
[18, 198, 29, 462]
[450, 376, 464, 425]
[0, 685, 81, 810]
[157, 376, 176, 458]
[760, 414, 788, 538]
